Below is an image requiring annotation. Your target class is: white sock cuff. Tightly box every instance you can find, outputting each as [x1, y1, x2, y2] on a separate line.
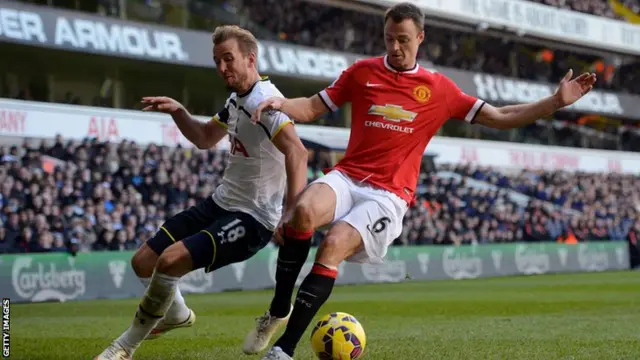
[153, 271, 180, 284]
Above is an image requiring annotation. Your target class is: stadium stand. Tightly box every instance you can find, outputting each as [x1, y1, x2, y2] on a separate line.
[235, 0, 640, 92]
[532, 0, 639, 19]
[1, 136, 637, 254]
[0, 136, 225, 253]
[12, 0, 640, 95]
[180, 0, 640, 96]
[26, 0, 639, 20]
[7, 0, 640, 155]
[1, 0, 638, 269]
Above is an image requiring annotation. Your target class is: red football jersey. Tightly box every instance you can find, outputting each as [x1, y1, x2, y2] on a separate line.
[318, 56, 485, 205]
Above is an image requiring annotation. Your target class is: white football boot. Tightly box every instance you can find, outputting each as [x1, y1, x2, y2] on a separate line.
[93, 342, 131, 360]
[145, 309, 196, 340]
[261, 346, 293, 360]
[243, 305, 293, 354]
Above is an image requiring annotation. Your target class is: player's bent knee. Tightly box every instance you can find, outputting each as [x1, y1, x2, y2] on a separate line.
[316, 222, 363, 267]
[155, 242, 194, 277]
[131, 244, 158, 278]
[292, 201, 315, 229]
[291, 183, 336, 229]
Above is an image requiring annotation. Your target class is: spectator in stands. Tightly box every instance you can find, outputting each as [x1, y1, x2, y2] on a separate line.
[1, 136, 639, 253]
[9, 0, 640, 157]
[19, 0, 640, 101]
[232, 0, 640, 96]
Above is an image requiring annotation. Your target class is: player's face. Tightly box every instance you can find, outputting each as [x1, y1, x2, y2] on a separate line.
[384, 18, 424, 70]
[213, 38, 254, 92]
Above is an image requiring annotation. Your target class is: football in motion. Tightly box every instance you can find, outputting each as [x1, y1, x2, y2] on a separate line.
[310, 312, 367, 359]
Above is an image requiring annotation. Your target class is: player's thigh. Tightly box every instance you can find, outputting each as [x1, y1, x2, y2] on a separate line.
[145, 197, 222, 256]
[305, 170, 355, 227]
[340, 196, 406, 264]
[182, 210, 273, 273]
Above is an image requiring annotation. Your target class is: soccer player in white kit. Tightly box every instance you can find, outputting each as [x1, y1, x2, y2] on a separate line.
[94, 25, 308, 360]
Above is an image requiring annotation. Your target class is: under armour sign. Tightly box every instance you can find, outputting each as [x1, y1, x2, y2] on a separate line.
[0, 8, 188, 61]
[257, 42, 349, 80]
[473, 74, 624, 116]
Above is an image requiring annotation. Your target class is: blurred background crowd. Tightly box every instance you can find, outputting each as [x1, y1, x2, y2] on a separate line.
[1, 136, 638, 254]
[20, 0, 638, 93]
[10, 0, 640, 155]
[238, 0, 640, 93]
[2, 0, 638, 270]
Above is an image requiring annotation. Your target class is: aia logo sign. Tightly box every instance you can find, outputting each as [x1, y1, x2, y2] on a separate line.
[230, 136, 249, 157]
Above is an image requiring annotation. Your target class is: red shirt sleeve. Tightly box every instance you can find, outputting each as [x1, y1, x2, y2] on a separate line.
[441, 75, 485, 123]
[318, 62, 358, 112]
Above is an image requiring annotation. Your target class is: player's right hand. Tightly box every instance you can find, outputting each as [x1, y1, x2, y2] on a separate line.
[272, 208, 294, 246]
[272, 225, 285, 246]
[141, 96, 185, 114]
[251, 97, 284, 124]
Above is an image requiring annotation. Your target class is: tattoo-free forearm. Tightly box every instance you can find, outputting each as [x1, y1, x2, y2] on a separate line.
[280, 96, 327, 123]
[171, 108, 207, 147]
[496, 95, 562, 128]
[284, 148, 308, 211]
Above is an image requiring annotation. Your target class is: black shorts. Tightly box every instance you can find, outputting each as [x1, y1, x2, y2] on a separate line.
[146, 197, 273, 273]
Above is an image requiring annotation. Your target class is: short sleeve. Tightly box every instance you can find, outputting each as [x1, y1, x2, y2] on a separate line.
[212, 97, 234, 129]
[260, 109, 293, 141]
[212, 107, 230, 129]
[441, 76, 485, 123]
[317, 62, 358, 112]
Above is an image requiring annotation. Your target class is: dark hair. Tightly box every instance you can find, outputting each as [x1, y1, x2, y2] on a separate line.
[384, 2, 425, 30]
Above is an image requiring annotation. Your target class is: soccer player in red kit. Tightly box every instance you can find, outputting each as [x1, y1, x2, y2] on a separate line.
[243, 3, 597, 359]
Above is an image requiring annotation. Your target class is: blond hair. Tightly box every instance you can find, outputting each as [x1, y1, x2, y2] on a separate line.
[212, 25, 258, 56]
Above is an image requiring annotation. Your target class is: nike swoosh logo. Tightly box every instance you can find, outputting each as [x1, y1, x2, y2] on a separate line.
[366, 82, 383, 87]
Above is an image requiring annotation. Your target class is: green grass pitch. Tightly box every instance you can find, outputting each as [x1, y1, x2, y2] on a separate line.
[9, 271, 640, 360]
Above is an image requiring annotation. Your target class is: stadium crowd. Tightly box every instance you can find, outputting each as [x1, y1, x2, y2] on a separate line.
[9, 83, 640, 154]
[399, 163, 640, 247]
[237, 0, 639, 95]
[0, 137, 638, 256]
[9, 0, 640, 156]
[532, 0, 639, 19]
[15, 0, 640, 96]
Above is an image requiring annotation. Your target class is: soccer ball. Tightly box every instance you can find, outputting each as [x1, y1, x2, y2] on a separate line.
[310, 312, 366, 360]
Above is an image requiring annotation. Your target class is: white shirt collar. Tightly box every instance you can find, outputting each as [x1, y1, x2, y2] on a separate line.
[383, 55, 419, 74]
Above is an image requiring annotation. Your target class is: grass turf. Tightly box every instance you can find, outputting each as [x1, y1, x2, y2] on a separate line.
[8, 270, 640, 360]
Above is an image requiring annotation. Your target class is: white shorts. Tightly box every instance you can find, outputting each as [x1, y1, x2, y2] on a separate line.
[312, 170, 408, 264]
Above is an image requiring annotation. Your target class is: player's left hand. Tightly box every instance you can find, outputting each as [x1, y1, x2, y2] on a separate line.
[554, 69, 597, 108]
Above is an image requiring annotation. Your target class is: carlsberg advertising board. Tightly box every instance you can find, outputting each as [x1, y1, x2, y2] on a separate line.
[0, 242, 630, 304]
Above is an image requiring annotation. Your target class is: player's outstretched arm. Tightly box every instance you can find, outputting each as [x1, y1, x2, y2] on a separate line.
[142, 96, 226, 149]
[473, 69, 597, 130]
[251, 95, 328, 124]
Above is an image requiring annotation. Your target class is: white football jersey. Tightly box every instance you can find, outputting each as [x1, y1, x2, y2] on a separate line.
[211, 78, 293, 231]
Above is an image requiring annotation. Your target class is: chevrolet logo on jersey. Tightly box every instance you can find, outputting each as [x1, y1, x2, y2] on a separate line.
[368, 105, 417, 122]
